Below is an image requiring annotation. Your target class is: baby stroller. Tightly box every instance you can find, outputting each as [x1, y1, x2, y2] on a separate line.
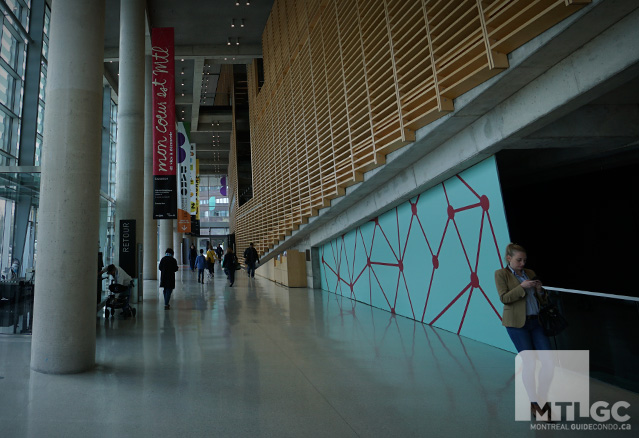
[104, 282, 137, 318]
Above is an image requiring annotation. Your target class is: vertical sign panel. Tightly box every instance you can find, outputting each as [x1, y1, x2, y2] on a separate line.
[176, 122, 191, 233]
[151, 27, 177, 219]
[119, 220, 136, 278]
[189, 136, 197, 215]
[195, 159, 200, 221]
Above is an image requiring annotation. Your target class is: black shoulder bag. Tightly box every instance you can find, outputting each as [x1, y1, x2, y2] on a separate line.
[537, 290, 568, 337]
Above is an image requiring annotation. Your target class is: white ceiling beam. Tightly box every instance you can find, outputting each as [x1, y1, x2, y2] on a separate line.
[191, 58, 205, 131]
[104, 44, 262, 62]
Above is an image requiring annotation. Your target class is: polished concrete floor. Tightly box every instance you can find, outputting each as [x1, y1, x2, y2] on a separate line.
[1, 267, 637, 437]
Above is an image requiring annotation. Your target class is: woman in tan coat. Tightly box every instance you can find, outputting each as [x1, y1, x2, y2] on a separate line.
[495, 243, 554, 420]
[495, 243, 550, 350]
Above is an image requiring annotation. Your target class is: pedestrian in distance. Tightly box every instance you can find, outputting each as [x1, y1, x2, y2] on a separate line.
[244, 243, 260, 278]
[206, 246, 216, 278]
[195, 249, 207, 283]
[100, 264, 133, 294]
[216, 244, 224, 265]
[159, 248, 179, 310]
[222, 247, 238, 287]
[100, 264, 133, 314]
[189, 244, 197, 271]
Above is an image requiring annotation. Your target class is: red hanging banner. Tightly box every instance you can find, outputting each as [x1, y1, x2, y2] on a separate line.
[151, 27, 177, 219]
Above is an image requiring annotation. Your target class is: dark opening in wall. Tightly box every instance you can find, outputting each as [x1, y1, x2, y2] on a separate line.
[233, 65, 253, 206]
[256, 58, 265, 93]
[497, 148, 639, 297]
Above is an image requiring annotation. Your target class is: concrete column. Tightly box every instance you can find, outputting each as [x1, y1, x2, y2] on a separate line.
[173, 221, 183, 266]
[159, 220, 173, 258]
[31, 0, 105, 374]
[115, 0, 145, 276]
[143, 54, 157, 280]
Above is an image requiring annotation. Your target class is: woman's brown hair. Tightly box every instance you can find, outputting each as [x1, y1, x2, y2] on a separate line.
[504, 243, 526, 264]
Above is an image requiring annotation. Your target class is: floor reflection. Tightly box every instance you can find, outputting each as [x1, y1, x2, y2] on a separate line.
[1, 269, 637, 437]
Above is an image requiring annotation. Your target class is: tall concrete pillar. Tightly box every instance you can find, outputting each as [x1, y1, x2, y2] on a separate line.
[173, 221, 183, 266]
[115, 0, 145, 276]
[159, 220, 173, 258]
[143, 54, 157, 280]
[31, 0, 105, 374]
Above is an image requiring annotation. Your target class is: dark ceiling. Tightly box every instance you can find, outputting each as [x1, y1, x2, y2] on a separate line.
[103, 0, 274, 175]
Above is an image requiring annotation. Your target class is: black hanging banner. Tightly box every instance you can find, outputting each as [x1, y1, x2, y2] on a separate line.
[120, 220, 136, 278]
[189, 216, 200, 236]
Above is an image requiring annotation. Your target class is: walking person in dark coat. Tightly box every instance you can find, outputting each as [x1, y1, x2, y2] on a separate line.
[189, 244, 197, 271]
[243, 243, 260, 278]
[222, 248, 238, 287]
[216, 244, 224, 265]
[159, 248, 179, 309]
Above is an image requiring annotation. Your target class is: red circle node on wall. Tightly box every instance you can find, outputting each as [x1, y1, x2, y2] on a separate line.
[480, 195, 490, 212]
[374, 217, 379, 225]
[432, 255, 439, 269]
[447, 205, 455, 220]
[470, 272, 480, 288]
[411, 203, 418, 215]
[367, 257, 371, 267]
[349, 284, 354, 292]
[398, 260, 404, 272]
[391, 307, 396, 314]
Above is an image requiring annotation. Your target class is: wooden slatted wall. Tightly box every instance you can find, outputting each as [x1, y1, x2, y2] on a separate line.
[234, 0, 590, 257]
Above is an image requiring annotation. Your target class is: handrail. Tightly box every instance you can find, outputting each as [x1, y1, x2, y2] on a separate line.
[545, 286, 639, 303]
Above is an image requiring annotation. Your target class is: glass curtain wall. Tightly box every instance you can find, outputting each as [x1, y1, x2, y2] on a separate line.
[0, 0, 29, 165]
[103, 98, 117, 265]
[0, 0, 30, 275]
[34, 3, 48, 166]
[1, 1, 117, 274]
[199, 175, 230, 226]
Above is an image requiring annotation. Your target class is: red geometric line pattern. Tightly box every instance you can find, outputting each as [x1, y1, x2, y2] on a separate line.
[321, 174, 505, 335]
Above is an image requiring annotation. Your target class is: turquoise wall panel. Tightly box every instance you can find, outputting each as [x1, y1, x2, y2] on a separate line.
[319, 156, 515, 352]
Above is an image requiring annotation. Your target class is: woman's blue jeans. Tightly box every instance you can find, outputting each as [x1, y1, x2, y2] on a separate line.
[506, 318, 551, 352]
[507, 318, 554, 405]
